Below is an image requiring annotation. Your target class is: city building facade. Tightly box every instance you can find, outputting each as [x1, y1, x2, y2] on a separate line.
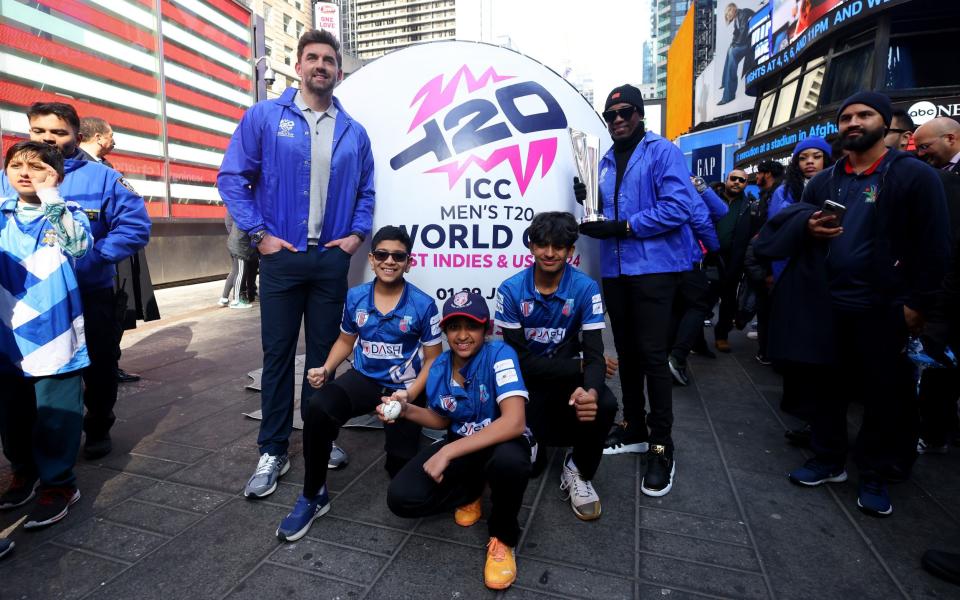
[338, 0, 457, 61]
[652, 0, 692, 97]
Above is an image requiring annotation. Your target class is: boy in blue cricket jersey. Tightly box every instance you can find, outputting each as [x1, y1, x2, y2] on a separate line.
[0, 141, 91, 530]
[495, 211, 617, 519]
[276, 226, 442, 541]
[384, 291, 533, 590]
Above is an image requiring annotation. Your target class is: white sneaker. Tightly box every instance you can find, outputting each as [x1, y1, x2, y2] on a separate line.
[217, 297, 230, 306]
[917, 438, 949, 455]
[559, 453, 601, 521]
[229, 300, 253, 310]
[746, 331, 758, 340]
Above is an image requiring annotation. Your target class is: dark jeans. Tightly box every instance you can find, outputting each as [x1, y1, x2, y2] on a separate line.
[809, 306, 916, 480]
[0, 372, 84, 487]
[671, 268, 712, 364]
[526, 376, 617, 480]
[918, 368, 960, 446]
[779, 361, 818, 423]
[257, 246, 351, 456]
[603, 273, 680, 449]
[387, 436, 531, 546]
[720, 43, 750, 102]
[81, 286, 122, 440]
[302, 369, 423, 497]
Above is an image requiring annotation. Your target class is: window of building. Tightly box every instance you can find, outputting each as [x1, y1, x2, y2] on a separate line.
[771, 67, 801, 128]
[264, 3, 272, 23]
[795, 58, 825, 118]
[819, 44, 874, 107]
[754, 92, 776, 135]
[284, 45, 293, 66]
[283, 14, 292, 35]
[296, 21, 304, 39]
[885, 30, 959, 90]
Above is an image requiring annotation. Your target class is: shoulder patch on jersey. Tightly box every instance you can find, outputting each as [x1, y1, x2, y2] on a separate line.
[430, 313, 441, 325]
[493, 358, 515, 373]
[591, 293, 602, 304]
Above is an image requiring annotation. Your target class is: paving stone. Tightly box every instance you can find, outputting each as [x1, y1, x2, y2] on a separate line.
[304, 515, 408, 555]
[0, 542, 126, 599]
[327, 464, 417, 530]
[103, 499, 202, 536]
[707, 404, 808, 477]
[638, 528, 759, 572]
[133, 481, 231, 514]
[365, 536, 498, 600]
[159, 403, 262, 450]
[55, 517, 168, 562]
[169, 442, 264, 494]
[225, 564, 364, 599]
[520, 455, 636, 578]
[637, 506, 750, 547]
[640, 427, 740, 521]
[269, 537, 388, 584]
[129, 439, 212, 463]
[413, 503, 531, 548]
[729, 467, 902, 600]
[637, 554, 769, 599]
[88, 499, 287, 600]
[94, 453, 190, 479]
[514, 556, 633, 599]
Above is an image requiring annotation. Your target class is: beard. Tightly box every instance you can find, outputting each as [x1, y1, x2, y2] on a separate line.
[840, 124, 885, 152]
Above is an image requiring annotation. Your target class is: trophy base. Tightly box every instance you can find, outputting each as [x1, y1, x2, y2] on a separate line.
[580, 214, 607, 224]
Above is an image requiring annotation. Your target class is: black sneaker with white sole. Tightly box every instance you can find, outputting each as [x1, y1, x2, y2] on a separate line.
[641, 445, 675, 496]
[24, 486, 81, 530]
[603, 422, 649, 455]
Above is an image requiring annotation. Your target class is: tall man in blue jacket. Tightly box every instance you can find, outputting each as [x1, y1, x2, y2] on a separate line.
[218, 30, 375, 498]
[1, 102, 151, 462]
[576, 85, 698, 497]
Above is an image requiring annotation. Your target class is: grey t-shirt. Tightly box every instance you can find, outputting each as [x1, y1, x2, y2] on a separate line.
[293, 91, 338, 243]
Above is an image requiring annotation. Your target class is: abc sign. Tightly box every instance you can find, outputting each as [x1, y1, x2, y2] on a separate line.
[909, 101, 938, 126]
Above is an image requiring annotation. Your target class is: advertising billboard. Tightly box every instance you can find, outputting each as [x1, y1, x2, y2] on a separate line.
[694, 0, 767, 126]
[336, 41, 610, 312]
[314, 2, 341, 40]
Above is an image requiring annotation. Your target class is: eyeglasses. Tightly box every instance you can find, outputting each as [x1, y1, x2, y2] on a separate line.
[728, 176, 746, 183]
[916, 134, 947, 152]
[371, 250, 409, 263]
[602, 106, 637, 124]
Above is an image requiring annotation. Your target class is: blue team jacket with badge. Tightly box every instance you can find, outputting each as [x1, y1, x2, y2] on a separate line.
[217, 87, 375, 251]
[0, 159, 150, 291]
[597, 131, 699, 277]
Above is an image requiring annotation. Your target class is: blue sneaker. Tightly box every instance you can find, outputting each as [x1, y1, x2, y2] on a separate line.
[0, 537, 13, 560]
[787, 459, 847, 486]
[277, 488, 330, 542]
[857, 479, 893, 517]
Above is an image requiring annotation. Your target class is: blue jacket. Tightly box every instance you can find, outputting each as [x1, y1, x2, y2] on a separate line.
[700, 187, 729, 223]
[597, 132, 698, 277]
[217, 88, 375, 251]
[767, 184, 797, 281]
[0, 159, 151, 291]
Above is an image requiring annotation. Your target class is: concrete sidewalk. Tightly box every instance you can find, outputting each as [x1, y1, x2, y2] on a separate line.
[2, 280, 959, 599]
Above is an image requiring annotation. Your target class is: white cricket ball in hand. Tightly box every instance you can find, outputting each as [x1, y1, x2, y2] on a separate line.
[382, 400, 402, 421]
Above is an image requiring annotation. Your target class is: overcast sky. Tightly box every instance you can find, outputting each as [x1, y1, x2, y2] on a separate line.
[458, 0, 652, 111]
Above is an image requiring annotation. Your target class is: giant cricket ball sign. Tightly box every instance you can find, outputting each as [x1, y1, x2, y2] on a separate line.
[338, 41, 611, 308]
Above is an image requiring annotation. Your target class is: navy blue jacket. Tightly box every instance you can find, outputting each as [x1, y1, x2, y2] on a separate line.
[217, 88, 375, 251]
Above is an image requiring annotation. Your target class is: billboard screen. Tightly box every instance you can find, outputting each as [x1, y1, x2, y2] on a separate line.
[694, 0, 767, 126]
[314, 2, 341, 40]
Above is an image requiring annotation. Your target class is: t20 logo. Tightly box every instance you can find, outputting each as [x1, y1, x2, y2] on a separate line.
[390, 65, 568, 196]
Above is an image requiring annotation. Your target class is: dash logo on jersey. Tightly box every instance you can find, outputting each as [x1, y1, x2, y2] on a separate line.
[360, 340, 404, 360]
[389, 65, 569, 197]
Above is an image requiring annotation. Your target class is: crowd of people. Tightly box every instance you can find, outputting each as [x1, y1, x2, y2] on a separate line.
[2, 27, 959, 591]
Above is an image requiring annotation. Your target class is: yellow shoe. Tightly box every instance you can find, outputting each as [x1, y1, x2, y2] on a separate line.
[484, 537, 517, 590]
[454, 498, 482, 527]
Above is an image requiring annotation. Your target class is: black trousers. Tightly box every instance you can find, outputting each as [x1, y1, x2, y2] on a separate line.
[809, 306, 916, 480]
[603, 273, 679, 449]
[671, 268, 712, 363]
[918, 368, 960, 446]
[387, 435, 531, 546]
[754, 284, 771, 357]
[713, 273, 741, 341]
[302, 369, 423, 497]
[81, 286, 122, 440]
[779, 362, 819, 423]
[526, 376, 617, 480]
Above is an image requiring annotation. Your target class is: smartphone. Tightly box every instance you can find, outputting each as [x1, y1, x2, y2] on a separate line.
[821, 199, 846, 225]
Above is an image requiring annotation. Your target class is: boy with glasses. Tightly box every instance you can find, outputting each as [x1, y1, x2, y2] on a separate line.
[276, 226, 441, 541]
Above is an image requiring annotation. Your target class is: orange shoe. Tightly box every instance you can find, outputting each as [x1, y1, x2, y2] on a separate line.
[484, 537, 517, 590]
[454, 497, 482, 527]
[715, 339, 731, 353]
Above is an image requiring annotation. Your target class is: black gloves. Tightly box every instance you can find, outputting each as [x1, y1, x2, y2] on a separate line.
[573, 177, 586, 205]
[579, 220, 629, 240]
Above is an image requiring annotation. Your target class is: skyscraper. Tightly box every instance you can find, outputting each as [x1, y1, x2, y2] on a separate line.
[338, 0, 458, 61]
[651, 0, 692, 97]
